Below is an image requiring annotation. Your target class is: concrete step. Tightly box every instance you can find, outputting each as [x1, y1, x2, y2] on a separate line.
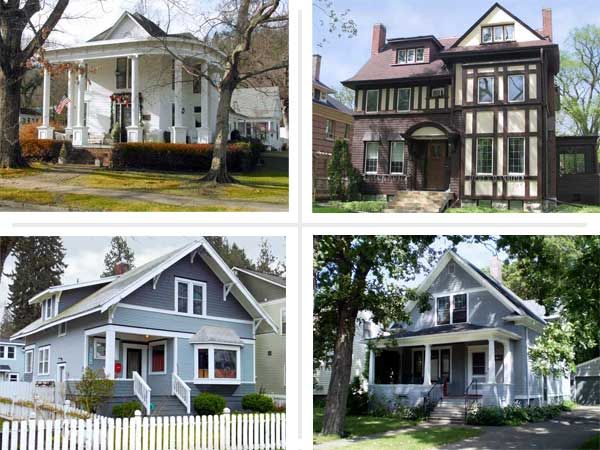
[386, 191, 455, 213]
[151, 396, 189, 416]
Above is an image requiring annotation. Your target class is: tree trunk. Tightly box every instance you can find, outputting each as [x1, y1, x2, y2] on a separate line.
[201, 82, 236, 184]
[321, 306, 359, 436]
[0, 71, 27, 168]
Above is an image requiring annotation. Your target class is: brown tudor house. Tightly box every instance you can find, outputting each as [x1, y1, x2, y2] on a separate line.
[343, 3, 562, 211]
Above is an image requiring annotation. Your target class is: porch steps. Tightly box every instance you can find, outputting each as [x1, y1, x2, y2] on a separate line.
[384, 191, 455, 213]
[151, 396, 189, 417]
[428, 397, 465, 425]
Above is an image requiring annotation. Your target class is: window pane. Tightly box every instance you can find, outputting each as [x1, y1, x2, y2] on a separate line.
[478, 77, 494, 103]
[325, 119, 334, 139]
[437, 296, 450, 325]
[7, 347, 14, 359]
[477, 138, 493, 174]
[406, 49, 415, 63]
[152, 344, 165, 372]
[95, 341, 105, 358]
[214, 350, 237, 379]
[482, 27, 492, 43]
[494, 26, 504, 41]
[576, 154, 585, 173]
[116, 57, 127, 89]
[390, 142, 404, 173]
[508, 75, 524, 102]
[441, 349, 451, 381]
[472, 352, 486, 375]
[177, 282, 188, 313]
[397, 88, 411, 111]
[197, 349, 209, 378]
[416, 48, 424, 62]
[453, 294, 467, 323]
[365, 142, 378, 173]
[366, 90, 379, 112]
[397, 49, 406, 64]
[504, 25, 515, 40]
[508, 138, 525, 174]
[193, 285, 203, 315]
[0, 347, 4, 358]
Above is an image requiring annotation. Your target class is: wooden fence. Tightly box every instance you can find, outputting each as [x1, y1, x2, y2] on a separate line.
[0, 398, 91, 421]
[0, 410, 286, 449]
[0, 381, 66, 405]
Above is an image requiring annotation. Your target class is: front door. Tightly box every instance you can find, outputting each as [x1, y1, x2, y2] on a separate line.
[425, 142, 448, 190]
[115, 103, 132, 142]
[126, 348, 142, 379]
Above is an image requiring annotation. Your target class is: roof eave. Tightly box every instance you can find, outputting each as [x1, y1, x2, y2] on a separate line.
[342, 73, 451, 88]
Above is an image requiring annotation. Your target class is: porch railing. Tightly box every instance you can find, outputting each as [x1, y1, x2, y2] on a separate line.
[422, 382, 442, 420]
[132, 371, 151, 415]
[171, 372, 191, 414]
[464, 379, 480, 423]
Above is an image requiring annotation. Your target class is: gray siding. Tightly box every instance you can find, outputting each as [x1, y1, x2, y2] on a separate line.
[429, 262, 481, 293]
[58, 285, 106, 314]
[236, 272, 285, 302]
[0, 341, 25, 380]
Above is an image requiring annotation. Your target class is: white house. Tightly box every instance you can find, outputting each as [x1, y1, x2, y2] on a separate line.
[37, 12, 221, 146]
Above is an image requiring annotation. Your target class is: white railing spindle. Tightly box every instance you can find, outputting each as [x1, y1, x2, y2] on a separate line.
[170, 373, 191, 415]
[132, 372, 152, 416]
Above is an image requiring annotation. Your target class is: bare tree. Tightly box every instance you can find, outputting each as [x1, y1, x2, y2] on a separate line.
[0, 0, 70, 168]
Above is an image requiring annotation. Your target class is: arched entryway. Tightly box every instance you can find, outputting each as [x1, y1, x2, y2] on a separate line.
[404, 122, 459, 192]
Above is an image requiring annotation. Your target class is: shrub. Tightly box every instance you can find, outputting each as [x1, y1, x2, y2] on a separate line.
[193, 392, 226, 416]
[112, 401, 141, 418]
[111, 142, 258, 172]
[21, 139, 72, 162]
[19, 120, 65, 141]
[467, 403, 566, 426]
[466, 406, 505, 426]
[560, 400, 575, 411]
[75, 368, 115, 414]
[241, 393, 274, 413]
[503, 404, 529, 425]
[328, 140, 362, 201]
[346, 377, 369, 415]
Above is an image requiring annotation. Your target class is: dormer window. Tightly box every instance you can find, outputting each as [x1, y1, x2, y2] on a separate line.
[396, 47, 425, 65]
[42, 295, 58, 320]
[482, 24, 515, 44]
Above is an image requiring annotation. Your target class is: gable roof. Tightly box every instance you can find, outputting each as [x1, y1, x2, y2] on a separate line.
[415, 250, 546, 325]
[233, 267, 286, 288]
[450, 2, 546, 49]
[27, 277, 118, 305]
[12, 239, 277, 340]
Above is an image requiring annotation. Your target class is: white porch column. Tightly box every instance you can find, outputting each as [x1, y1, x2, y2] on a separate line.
[488, 338, 496, 384]
[423, 344, 431, 385]
[368, 349, 375, 384]
[65, 68, 76, 135]
[37, 68, 54, 139]
[171, 59, 186, 143]
[72, 63, 88, 147]
[197, 62, 211, 143]
[126, 55, 142, 142]
[104, 329, 116, 379]
[503, 340, 512, 385]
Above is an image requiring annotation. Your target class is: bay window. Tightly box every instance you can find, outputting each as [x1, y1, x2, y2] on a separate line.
[174, 278, 207, 316]
[194, 345, 241, 384]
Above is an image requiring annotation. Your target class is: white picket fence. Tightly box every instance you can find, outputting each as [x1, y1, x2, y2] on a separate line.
[0, 381, 66, 405]
[0, 410, 286, 449]
[0, 398, 92, 421]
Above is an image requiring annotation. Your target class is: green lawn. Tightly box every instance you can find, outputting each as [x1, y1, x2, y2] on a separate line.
[578, 434, 600, 450]
[313, 201, 388, 213]
[313, 407, 418, 445]
[549, 204, 600, 213]
[345, 427, 481, 450]
[447, 206, 525, 213]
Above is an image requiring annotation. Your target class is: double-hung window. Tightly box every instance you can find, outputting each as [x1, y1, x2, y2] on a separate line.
[175, 278, 207, 316]
[42, 295, 57, 320]
[396, 49, 406, 64]
[478, 77, 494, 104]
[436, 293, 468, 325]
[365, 90, 379, 112]
[364, 142, 379, 174]
[194, 345, 241, 383]
[508, 137, 525, 175]
[390, 141, 405, 174]
[397, 88, 411, 111]
[38, 346, 50, 376]
[508, 75, 525, 102]
[436, 296, 451, 325]
[325, 119, 334, 140]
[0, 345, 15, 360]
[477, 138, 494, 175]
[25, 349, 34, 374]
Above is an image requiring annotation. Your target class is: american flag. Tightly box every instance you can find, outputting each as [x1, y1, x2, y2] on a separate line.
[54, 95, 71, 115]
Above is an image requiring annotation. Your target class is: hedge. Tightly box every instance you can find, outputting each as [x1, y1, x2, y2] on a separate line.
[193, 392, 226, 416]
[21, 139, 71, 163]
[112, 401, 142, 418]
[466, 401, 573, 426]
[111, 141, 263, 172]
[241, 393, 274, 413]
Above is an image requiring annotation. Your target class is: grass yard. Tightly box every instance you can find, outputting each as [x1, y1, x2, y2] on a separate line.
[549, 204, 600, 213]
[447, 206, 525, 213]
[313, 201, 388, 213]
[344, 427, 482, 450]
[578, 434, 600, 450]
[313, 407, 417, 445]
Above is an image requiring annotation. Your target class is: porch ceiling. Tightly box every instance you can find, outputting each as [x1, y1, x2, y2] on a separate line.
[371, 326, 520, 348]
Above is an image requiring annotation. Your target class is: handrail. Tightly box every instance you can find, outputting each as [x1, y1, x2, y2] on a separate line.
[171, 373, 191, 414]
[464, 379, 479, 422]
[422, 382, 441, 420]
[132, 371, 151, 415]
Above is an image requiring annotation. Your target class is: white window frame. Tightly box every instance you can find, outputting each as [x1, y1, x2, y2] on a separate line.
[56, 363, 66, 383]
[493, 26, 504, 42]
[396, 49, 406, 64]
[431, 87, 445, 98]
[508, 137, 526, 175]
[481, 26, 493, 44]
[434, 292, 469, 326]
[396, 87, 411, 112]
[58, 322, 67, 337]
[477, 76, 495, 104]
[25, 349, 34, 374]
[149, 340, 168, 375]
[507, 74, 525, 103]
[504, 24, 515, 41]
[122, 343, 148, 380]
[174, 277, 208, 317]
[476, 138, 494, 175]
[415, 48, 425, 63]
[193, 344, 241, 385]
[38, 346, 50, 376]
[468, 345, 488, 384]
[364, 142, 379, 174]
[389, 141, 405, 175]
[406, 49, 415, 63]
[365, 90, 379, 113]
[0, 345, 16, 360]
[8, 373, 19, 382]
[93, 337, 106, 360]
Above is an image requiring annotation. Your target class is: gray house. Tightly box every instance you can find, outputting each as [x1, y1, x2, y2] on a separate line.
[368, 250, 570, 411]
[0, 337, 25, 382]
[573, 357, 600, 405]
[10, 239, 278, 415]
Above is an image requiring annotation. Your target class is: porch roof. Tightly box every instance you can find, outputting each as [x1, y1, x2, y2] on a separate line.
[189, 326, 244, 347]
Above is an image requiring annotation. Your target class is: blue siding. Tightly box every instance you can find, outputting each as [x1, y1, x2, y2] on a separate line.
[58, 285, 106, 314]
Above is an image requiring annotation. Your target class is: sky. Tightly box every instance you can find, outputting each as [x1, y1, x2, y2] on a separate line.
[313, 0, 600, 90]
[0, 236, 285, 319]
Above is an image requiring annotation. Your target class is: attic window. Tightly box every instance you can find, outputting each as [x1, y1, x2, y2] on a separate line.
[481, 24, 515, 44]
[448, 262, 455, 274]
[395, 47, 425, 65]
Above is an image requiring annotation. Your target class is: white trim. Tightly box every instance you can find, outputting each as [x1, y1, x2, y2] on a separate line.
[374, 326, 521, 348]
[116, 303, 255, 324]
[38, 346, 51, 376]
[223, 283, 233, 301]
[149, 340, 168, 375]
[11, 307, 104, 340]
[56, 363, 66, 383]
[434, 292, 469, 326]
[93, 337, 106, 360]
[396, 87, 412, 112]
[280, 306, 286, 336]
[257, 298, 286, 306]
[85, 324, 194, 339]
[193, 344, 241, 385]
[173, 337, 178, 376]
[58, 322, 67, 337]
[468, 344, 488, 385]
[174, 276, 208, 316]
[503, 315, 545, 333]
[364, 141, 379, 174]
[232, 267, 286, 289]
[7, 373, 19, 382]
[122, 343, 148, 380]
[389, 141, 405, 175]
[0, 345, 17, 360]
[25, 349, 34, 374]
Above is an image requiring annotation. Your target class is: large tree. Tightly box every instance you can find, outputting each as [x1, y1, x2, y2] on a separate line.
[205, 236, 255, 270]
[556, 25, 600, 135]
[254, 237, 284, 276]
[0, 0, 70, 168]
[5, 237, 66, 333]
[314, 236, 455, 436]
[101, 236, 135, 277]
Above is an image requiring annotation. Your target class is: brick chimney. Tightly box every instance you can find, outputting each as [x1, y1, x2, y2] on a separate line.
[490, 256, 502, 283]
[312, 54, 322, 81]
[542, 8, 553, 41]
[114, 261, 129, 275]
[371, 23, 386, 56]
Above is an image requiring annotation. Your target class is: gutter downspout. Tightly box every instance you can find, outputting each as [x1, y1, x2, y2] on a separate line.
[524, 326, 530, 406]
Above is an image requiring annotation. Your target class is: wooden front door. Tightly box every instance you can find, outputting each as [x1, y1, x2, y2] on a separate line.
[425, 142, 448, 190]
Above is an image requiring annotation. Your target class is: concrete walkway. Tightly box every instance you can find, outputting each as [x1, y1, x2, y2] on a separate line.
[0, 168, 287, 212]
[438, 406, 600, 450]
